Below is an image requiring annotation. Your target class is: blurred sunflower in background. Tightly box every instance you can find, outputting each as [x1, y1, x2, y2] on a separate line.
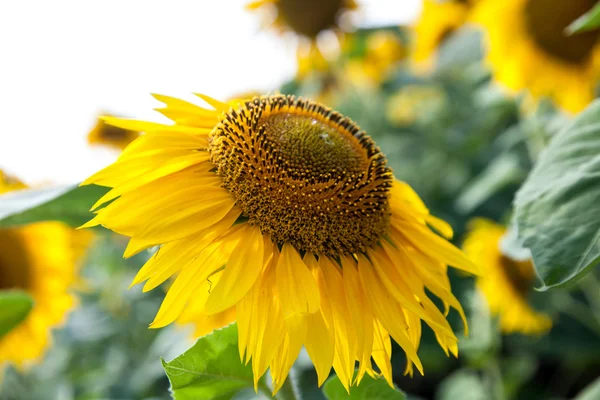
[0, 171, 92, 368]
[463, 219, 552, 335]
[385, 84, 447, 126]
[411, 0, 474, 71]
[87, 115, 140, 150]
[473, 0, 600, 112]
[343, 30, 407, 87]
[247, 0, 357, 76]
[82, 93, 479, 393]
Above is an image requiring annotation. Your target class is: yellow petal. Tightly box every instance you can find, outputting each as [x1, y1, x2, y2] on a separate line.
[392, 222, 479, 275]
[320, 257, 356, 392]
[372, 320, 394, 388]
[357, 254, 424, 375]
[101, 116, 212, 136]
[128, 190, 235, 244]
[194, 93, 231, 111]
[204, 225, 266, 315]
[150, 235, 239, 328]
[340, 256, 373, 385]
[276, 243, 320, 316]
[303, 254, 335, 386]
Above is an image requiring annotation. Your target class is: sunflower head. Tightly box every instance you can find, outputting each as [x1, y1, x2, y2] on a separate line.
[0, 171, 92, 367]
[248, 0, 356, 39]
[412, 0, 472, 70]
[473, 0, 600, 112]
[248, 0, 357, 76]
[343, 30, 407, 86]
[209, 95, 393, 255]
[463, 218, 552, 335]
[83, 93, 479, 393]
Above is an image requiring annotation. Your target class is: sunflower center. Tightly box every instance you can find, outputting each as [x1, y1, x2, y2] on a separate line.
[277, 0, 344, 38]
[500, 255, 534, 296]
[209, 95, 393, 256]
[0, 230, 31, 290]
[525, 0, 599, 64]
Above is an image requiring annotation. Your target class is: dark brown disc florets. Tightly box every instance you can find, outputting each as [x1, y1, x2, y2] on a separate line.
[208, 95, 393, 256]
[525, 0, 598, 65]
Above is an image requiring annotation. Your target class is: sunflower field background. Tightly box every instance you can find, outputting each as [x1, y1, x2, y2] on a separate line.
[1, 1, 600, 399]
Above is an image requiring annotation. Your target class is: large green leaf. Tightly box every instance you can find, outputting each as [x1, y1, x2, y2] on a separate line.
[0, 290, 34, 339]
[323, 374, 406, 400]
[0, 184, 108, 228]
[575, 377, 600, 400]
[514, 100, 600, 289]
[162, 324, 264, 400]
[566, 3, 600, 34]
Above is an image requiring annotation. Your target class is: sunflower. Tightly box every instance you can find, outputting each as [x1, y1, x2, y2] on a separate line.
[412, 0, 472, 71]
[82, 93, 478, 393]
[463, 219, 552, 335]
[473, 0, 600, 113]
[247, 0, 357, 76]
[0, 172, 92, 368]
[344, 30, 407, 87]
[88, 115, 140, 150]
[385, 84, 447, 126]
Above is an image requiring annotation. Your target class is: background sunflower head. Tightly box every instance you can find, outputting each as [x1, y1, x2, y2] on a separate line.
[463, 218, 552, 335]
[248, 0, 358, 76]
[87, 115, 141, 151]
[472, 0, 600, 112]
[0, 172, 93, 368]
[411, 0, 474, 71]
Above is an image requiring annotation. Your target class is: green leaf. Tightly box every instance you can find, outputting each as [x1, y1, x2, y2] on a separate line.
[0, 290, 34, 339]
[323, 374, 406, 400]
[455, 153, 524, 214]
[435, 370, 487, 400]
[162, 324, 261, 400]
[574, 377, 600, 400]
[514, 100, 600, 289]
[0, 184, 109, 228]
[566, 3, 600, 34]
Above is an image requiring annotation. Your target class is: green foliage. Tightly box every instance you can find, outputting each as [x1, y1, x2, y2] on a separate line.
[514, 101, 600, 289]
[435, 370, 487, 400]
[323, 374, 406, 400]
[566, 3, 600, 34]
[0, 290, 33, 339]
[0, 184, 108, 228]
[162, 324, 263, 400]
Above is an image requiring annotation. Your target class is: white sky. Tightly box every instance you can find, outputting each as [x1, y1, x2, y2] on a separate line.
[0, 0, 420, 185]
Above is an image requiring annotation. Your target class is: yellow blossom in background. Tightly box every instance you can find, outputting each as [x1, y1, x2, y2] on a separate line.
[247, 0, 357, 76]
[0, 172, 92, 368]
[0, 171, 26, 194]
[87, 115, 140, 150]
[385, 84, 447, 126]
[82, 93, 479, 393]
[344, 30, 407, 87]
[463, 219, 552, 335]
[472, 0, 600, 113]
[412, 0, 472, 71]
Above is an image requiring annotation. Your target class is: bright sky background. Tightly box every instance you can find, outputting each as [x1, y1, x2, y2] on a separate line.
[0, 0, 420, 185]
